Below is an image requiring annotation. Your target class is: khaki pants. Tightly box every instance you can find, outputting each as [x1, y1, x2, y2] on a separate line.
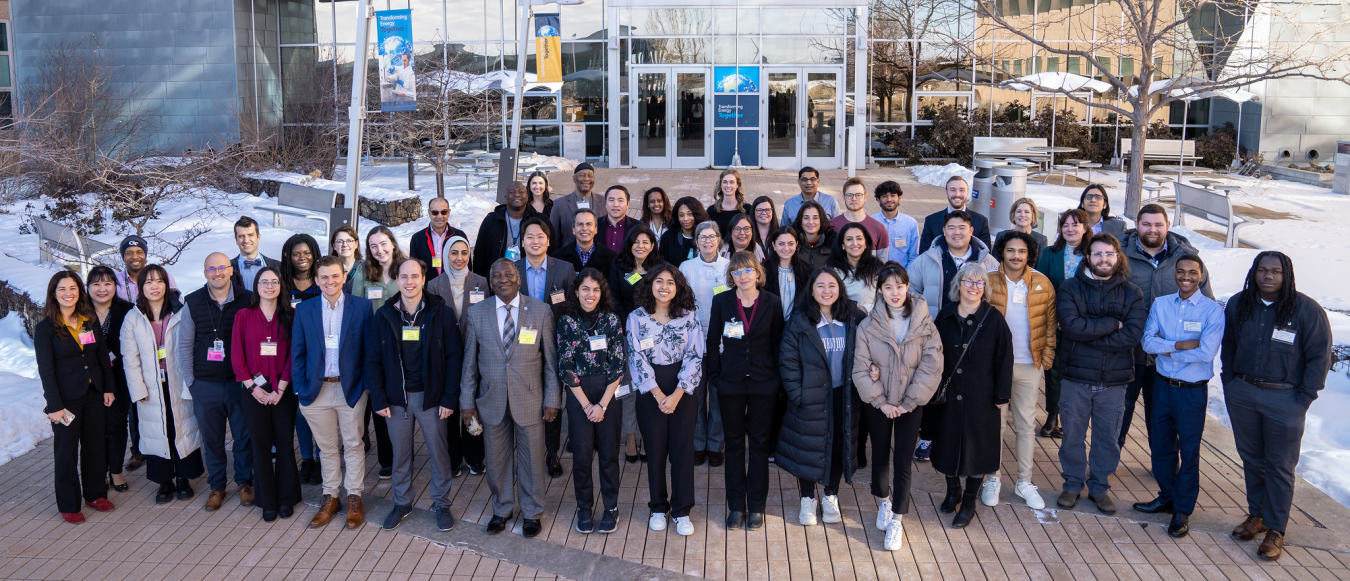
[998, 363, 1043, 484]
[300, 381, 368, 497]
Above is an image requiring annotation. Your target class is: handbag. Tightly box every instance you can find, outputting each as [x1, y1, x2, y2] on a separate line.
[928, 307, 991, 405]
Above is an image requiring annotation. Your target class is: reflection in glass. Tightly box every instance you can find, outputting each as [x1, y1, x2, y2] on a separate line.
[806, 73, 836, 158]
[676, 73, 705, 157]
[562, 42, 605, 122]
[767, 73, 798, 158]
[714, 8, 759, 35]
[761, 37, 845, 65]
[761, 9, 849, 36]
[636, 72, 667, 157]
[714, 38, 762, 65]
[629, 9, 712, 36]
[630, 38, 710, 64]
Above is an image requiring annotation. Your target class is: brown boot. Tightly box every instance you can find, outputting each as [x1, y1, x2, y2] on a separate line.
[238, 484, 255, 507]
[1258, 530, 1284, 561]
[1232, 514, 1269, 541]
[309, 495, 342, 528]
[204, 489, 226, 512]
[345, 495, 364, 529]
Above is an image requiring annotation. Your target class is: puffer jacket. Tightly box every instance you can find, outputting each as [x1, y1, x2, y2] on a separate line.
[909, 237, 1000, 319]
[1056, 269, 1147, 386]
[121, 305, 202, 460]
[986, 265, 1058, 370]
[776, 307, 864, 485]
[851, 293, 943, 412]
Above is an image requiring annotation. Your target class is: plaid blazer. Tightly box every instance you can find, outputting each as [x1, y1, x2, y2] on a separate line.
[459, 294, 560, 427]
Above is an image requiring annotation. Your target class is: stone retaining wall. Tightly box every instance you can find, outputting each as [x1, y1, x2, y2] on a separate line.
[242, 177, 423, 227]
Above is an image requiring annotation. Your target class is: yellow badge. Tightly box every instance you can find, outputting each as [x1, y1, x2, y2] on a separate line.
[432, 258, 442, 268]
[518, 328, 538, 345]
[156, 346, 167, 360]
[402, 327, 420, 341]
[713, 285, 729, 295]
[626, 272, 642, 285]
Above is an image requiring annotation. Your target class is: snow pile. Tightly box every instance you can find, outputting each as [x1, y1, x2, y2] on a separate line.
[0, 253, 59, 305]
[910, 164, 975, 188]
[0, 315, 49, 465]
[246, 171, 418, 202]
[520, 153, 579, 173]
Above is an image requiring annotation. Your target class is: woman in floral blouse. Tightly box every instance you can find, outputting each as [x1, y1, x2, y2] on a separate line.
[626, 263, 704, 538]
[555, 267, 626, 535]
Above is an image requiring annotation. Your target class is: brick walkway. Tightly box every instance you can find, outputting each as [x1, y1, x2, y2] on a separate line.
[2, 168, 1349, 580]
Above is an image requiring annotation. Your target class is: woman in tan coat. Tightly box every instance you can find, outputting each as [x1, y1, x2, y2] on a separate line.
[852, 263, 943, 551]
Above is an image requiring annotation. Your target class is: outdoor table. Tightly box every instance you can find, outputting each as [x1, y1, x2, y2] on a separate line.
[1152, 164, 1213, 183]
[1028, 146, 1079, 183]
[1212, 184, 1243, 195]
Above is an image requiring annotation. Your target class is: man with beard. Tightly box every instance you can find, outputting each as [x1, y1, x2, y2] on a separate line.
[918, 176, 992, 253]
[410, 198, 470, 279]
[1116, 204, 1214, 448]
[473, 181, 535, 277]
[1054, 233, 1146, 516]
[549, 162, 599, 251]
[871, 181, 920, 268]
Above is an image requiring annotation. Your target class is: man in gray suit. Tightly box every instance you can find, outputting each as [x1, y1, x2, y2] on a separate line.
[515, 216, 575, 477]
[461, 259, 561, 538]
[548, 162, 598, 251]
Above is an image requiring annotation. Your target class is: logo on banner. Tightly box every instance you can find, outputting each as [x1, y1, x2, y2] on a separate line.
[376, 9, 416, 112]
[714, 67, 759, 93]
[535, 14, 563, 83]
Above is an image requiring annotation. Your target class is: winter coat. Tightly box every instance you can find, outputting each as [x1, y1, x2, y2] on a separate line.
[121, 306, 202, 459]
[365, 293, 463, 412]
[931, 301, 1014, 477]
[986, 265, 1058, 370]
[776, 307, 864, 485]
[1035, 244, 1081, 291]
[472, 204, 545, 278]
[1056, 269, 1147, 386]
[1119, 230, 1213, 306]
[797, 230, 836, 269]
[34, 315, 115, 414]
[909, 237, 1001, 319]
[851, 293, 943, 412]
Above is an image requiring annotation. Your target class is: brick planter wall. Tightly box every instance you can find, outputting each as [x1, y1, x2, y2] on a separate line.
[243, 178, 423, 227]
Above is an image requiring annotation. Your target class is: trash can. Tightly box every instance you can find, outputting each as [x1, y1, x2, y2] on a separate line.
[970, 159, 1007, 220]
[990, 165, 1028, 231]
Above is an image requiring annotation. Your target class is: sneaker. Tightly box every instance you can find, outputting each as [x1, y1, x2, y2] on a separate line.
[436, 505, 456, 532]
[1015, 482, 1046, 510]
[597, 509, 619, 534]
[876, 498, 893, 531]
[883, 516, 905, 551]
[382, 504, 412, 530]
[980, 477, 1002, 507]
[378, 465, 393, 480]
[649, 512, 668, 531]
[575, 507, 594, 534]
[821, 495, 841, 524]
[799, 497, 818, 526]
[468, 463, 485, 475]
[673, 516, 694, 536]
[914, 440, 932, 462]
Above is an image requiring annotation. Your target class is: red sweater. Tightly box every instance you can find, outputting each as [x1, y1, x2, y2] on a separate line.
[230, 306, 293, 388]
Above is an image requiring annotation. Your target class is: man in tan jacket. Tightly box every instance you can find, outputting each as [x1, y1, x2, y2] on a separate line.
[985, 231, 1057, 510]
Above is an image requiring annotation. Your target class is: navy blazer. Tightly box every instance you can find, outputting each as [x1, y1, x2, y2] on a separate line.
[291, 292, 373, 407]
[918, 209, 992, 254]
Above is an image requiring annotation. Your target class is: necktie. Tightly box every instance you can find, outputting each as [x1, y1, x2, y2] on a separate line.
[243, 258, 262, 268]
[502, 304, 516, 360]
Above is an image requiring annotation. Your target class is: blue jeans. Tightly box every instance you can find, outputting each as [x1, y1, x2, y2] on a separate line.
[295, 409, 319, 460]
[693, 375, 723, 453]
[1148, 374, 1207, 514]
[1058, 380, 1126, 496]
[189, 380, 253, 491]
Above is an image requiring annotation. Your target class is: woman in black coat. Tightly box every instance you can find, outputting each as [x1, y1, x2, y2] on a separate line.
[86, 266, 135, 492]
[777, 268, 864, 528]
[610, 224, 664, 322]
[932, 262, 1014, 529]
[35, 271, 117, 523]
[659, 196, 709, 266]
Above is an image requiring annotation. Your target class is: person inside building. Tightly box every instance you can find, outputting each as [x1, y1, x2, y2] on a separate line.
[549, 162, 599, 251]
[473, 180, 532, 277]
[659, 197, 709, 266]
[872, 181, 921, 268]
[409, 197, 469, 279]
[230, 216, 280, 292]
[781, 166, 838, 225]
[918, 176, 992, 252]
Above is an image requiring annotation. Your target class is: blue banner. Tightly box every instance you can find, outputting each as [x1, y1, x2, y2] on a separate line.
[376, 9, 416, 112]
[713, 95, 758, 128]
[714, 66, 759, 93]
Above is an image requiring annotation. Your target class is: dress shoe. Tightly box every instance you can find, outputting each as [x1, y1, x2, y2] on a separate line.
[693, 451, 706, 466]
[951, 492, 978, 528]
[522, 518, 543, 538]
[155, 481, 176, 504]
[485, 514, 508, 535]
[598, 509, 619, 534]
[436, 505, 456, 532]
[378, 465, 392, 480]
[85, 498, 115, 512]
[1038, 414, 1059, 438]
[940, 478, 962, 513]
[1056, 488, 1079, 509]
[452, 463, 465, 478]
[262, 510, 278, 523]
[1089, 494, 1116, 515]
[204, 489, 226, 512]
[468, 463, 485, 475]
[1232, 514, 1269, 541]
[1258, 530, 1284, 561]
[109, 475, 129, 492]
[1168, 513, 1190, 538]
[626, 453, 640, 464]
[176, 478, 194, 501]
[61, 512, 85, 524]
[299, 459, 316, 483]
[310, 495, 342, 528]
[279, 504, 294, 519]
[708, 452, 724, 468]
[1132, 497, 1174, 514]
[344, 495, 364, 529]
[383, 504, 413, 530]
[575, 507, 594, 534]
[725, 510, 745, 530]
[547, 455, 563, 478]
[125, 453, 145, 471]
[746, 512, 765, 530]
[238, 484, 255, 507]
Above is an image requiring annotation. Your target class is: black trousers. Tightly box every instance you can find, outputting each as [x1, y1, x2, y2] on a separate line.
[768, 387, 787, 456]
[567, 374, 622, 512]
[240, 387, 302, 513]
[637, 363, 697, 518]
[918, 401, 945, 442]
[52, 389, 107, 513]
[1118, 364, 1156, 448]
[363, 404, 394, 469]
[864, 404, 923, 514]
[799, 387, 846, 499]
[128, 404, 141, 456]
[718, 381, 775, 513]
[146, 380, 206, 484]
[545, 408, 563, 459]
[447, 412, 486, 470]
[105, 382, 131, 476]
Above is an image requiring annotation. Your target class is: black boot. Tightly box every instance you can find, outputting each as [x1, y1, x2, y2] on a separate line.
[952, 477, 982, 528]
[299, 459, 315, 484]
[155, 480, 176, 504]
[941, 477, 962, 513]
[1038, 414, 1059, 437]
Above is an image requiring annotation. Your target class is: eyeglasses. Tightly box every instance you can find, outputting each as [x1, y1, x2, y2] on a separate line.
[731, 268, 756, 277]
[333, 239, 355, 247]
[732, 226, 752, 234]
[1083, 194, 1105, 201]
[257, 280, 281, 287]
[1091, 251, 1118, 259]
[204, 266, 232, 275]
[754, 208, 773, 215]
[961, 279, 986, 289]
[430, 210, 450, 216]
[697, 235, 720, 242]
[798, 177, 819, 183]
[843, 193, 865, 199]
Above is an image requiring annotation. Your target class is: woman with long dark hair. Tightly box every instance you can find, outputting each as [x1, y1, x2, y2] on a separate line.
[1077, 184, 1126, 238]
[827, 222, 886, 312]
[230, 267, 301, 522]
[1035, 208, 1089, 438]
[626, 263, 704, 537]
[708, 169, 754, 234]
[281, 233, 322, 306]
[36, 271, 117, 523]
[750, 196, 778, 251]
[611, 224, 664, 321]
[659, 197, 709, 266]
[763, 226, 811, 322]
[777, 268, 864, 528]
[86, 266, 135, 492]
[720, 213, 764, 261]
[527, 171, 554, 218]
[793, 200, 836, 268]
[556, 268, 626, 534]
[122, 264, 204, 504]
[641, 187, 672, 241]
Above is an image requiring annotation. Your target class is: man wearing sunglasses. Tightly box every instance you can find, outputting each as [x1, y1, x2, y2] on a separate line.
[410, 197, 469, 279]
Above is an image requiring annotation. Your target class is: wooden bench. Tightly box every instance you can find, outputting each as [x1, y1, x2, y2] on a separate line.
[260, 183, 338, 233]
[34, 216, 118, 276]
[1121, 138, 1199, 168]
[1173, 182, 1263, 248]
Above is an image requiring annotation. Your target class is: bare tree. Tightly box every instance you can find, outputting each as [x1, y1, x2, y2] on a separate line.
[233, 46, 344, 180]
[870, 0, 972, 123]
[969, 0, 1350, 215]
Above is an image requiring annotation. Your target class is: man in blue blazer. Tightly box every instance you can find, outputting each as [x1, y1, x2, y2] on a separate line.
[292, 256, 373, 529]
[918, 176, 993, 253]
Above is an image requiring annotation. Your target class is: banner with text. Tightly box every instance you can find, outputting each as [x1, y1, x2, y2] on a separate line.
[535, 13, 563, 84]
[376, 9, 416, 112]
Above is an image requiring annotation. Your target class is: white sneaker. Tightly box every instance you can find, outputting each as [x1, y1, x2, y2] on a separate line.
[798, 497, 818, 526]
[649, 512, 667, 531]
[673, 516, 694, 536]
[876, 498, 893, 531]
[821, 495, 842, 524]
[883, 517, 905, 551]
[980, 476, 1002, 507]
[1015, 481, 1046, 510]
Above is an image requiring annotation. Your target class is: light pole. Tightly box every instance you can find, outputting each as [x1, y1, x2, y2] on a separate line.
[510, 0, 584, 152]
[341, 0, 375, 231]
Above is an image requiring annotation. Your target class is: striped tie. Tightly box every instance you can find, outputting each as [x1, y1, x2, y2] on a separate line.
[502, 304, 516, 359]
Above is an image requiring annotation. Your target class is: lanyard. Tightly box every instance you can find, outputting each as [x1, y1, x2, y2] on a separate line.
[735, 294, 760, 331]
[426, 228, 440, 259]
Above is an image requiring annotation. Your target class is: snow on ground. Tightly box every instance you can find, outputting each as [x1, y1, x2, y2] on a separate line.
[911, 163, 975, 189]
[0, 315, 49, 465]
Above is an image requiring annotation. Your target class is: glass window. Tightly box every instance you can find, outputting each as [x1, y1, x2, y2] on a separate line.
[447, 43, 505, 74]
[562, 1, 606, 41]
[282, 46, 335, 124]
[313, 1, 335, 45]
[520, 125, 561, 156]
[629, 9, 711, 36]
[630, 38, 709, 64]
[1067, 56, 1079, 74]
[280, 0, 318, 45]
[0, 23, 8, 52]
[714, 8, 758, 35]
[714, 38, 761, 65]
[562, 42, 605, 122]
[1120, 57, 1135, 83]
[1095, 56, 1111, 82]
[761, 9, 849, 36]
[406, 0, 447, 42]
[442, 0, 515, 41]
[0, 56, 9, 88]
[508, 96, 558, 121]
[761, 37, 845, 65]
[915, 95, 970, 121]
[868, 125, 914, 159]
[333, 1, 362, 44]
[1046, 57, 1058, 72]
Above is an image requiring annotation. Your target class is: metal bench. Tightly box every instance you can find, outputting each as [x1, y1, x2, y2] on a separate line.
[34, 216, 118, 276]
[1174, 182, 1263, 248]
[1121, 138, 1200, 169]
[260, 183, 338, 233]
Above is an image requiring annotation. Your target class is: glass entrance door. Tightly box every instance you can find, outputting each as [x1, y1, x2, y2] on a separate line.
[631, 67, 710, 169]
[803, 70, 840, 167]
[765, 72, 799, 168]
[761, 67, 843, 169]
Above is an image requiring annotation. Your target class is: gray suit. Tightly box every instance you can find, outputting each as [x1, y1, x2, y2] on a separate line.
[460, 294, 560, 519]
[515, 256, 575, 318]
[548, 190, 600, 251]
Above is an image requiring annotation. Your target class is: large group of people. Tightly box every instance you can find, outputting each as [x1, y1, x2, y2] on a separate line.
[34, 163, 1334, 561]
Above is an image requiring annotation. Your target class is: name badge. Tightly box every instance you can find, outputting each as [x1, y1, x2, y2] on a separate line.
[469, 290, 485, 304]
[713, 285, 729, 295]
[615, 384, 631, 397]
[577, 200, 590, 210]
[505, 246, 521, 261]
[156, 346, 167, 361]
[260, 341, 278, 356]
[367, 287, 383, 301]
[108, 351, 116, 364]
[894, 237, 907, 249]
[325, 334, 339, 349]
[158, 367, 166, 382]
[518, 327, 538, 345]
[402, 326, 420, 341]
[1183, 321, 1202, 332]
[291, 298, 301, 308]
[687, 248, 695, 260]
[78, 331, 96, 345]
[207, 339, 226, 362]
[724, 321, 745, 338]
[1012, 291, 1027, 304]
[639, 337, 655, 351]
[252, 373, 269, 388]
[550, 290, 565, 304]
[589, 335, 607, 351]
[432, 258, 443, 268]
[626, 272, 642, 285]
[1272, 328, 1296, 344]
